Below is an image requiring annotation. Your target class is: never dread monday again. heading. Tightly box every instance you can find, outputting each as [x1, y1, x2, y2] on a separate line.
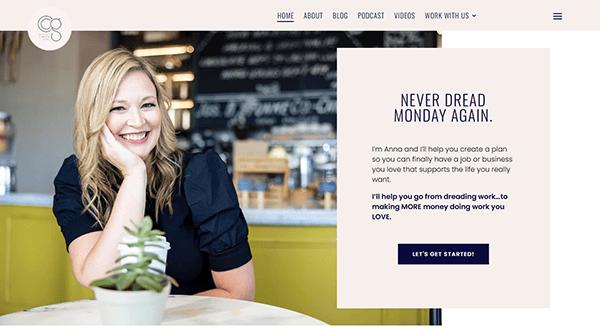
[394, 93, 490, 123]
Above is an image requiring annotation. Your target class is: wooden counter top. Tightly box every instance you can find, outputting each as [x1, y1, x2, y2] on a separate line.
[241, 197, 336, 226]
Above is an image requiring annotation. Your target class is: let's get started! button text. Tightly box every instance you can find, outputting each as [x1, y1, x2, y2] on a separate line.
[398, 243, 489, 265]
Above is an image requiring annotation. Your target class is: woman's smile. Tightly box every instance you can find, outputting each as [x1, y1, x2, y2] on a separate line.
[119, 131, 149, 143]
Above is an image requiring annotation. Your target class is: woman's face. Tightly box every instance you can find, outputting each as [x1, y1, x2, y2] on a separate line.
[105, 70, 161, 161]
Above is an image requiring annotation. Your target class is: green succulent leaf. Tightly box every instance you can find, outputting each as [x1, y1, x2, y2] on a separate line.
[90, 275, 118, 288]
[148, 267, 165, 274]
[124, 226, 138, 238]
[139, 253, 166, 264]
[145, 272, 164, 280]
[116, 271, 138, 290]
[109, 263, 140, 273]
[122, 242, 146, 248]
[140, 216, 153, 235]
[115, 254, 138, 263]
[135, 275, 163, 293]
[150, 227, 164, 232]
[164, 275, 179, 287]
[138, 258, 152, 266]
[145, 242, 166, 248]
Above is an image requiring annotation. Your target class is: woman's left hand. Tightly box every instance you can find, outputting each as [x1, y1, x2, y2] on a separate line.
[99, 123, 146, 176]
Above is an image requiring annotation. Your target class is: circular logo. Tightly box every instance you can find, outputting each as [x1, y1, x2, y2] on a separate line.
[28, 8, 72, 51]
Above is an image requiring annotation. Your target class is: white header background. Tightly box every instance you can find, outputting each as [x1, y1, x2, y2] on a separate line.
[2, 1, 600, 30]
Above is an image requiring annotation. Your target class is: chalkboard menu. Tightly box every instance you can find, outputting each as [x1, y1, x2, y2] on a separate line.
[192, 31, 437, 131]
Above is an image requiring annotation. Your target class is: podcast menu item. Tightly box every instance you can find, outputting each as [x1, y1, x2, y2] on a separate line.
[337, 49, 549, 308]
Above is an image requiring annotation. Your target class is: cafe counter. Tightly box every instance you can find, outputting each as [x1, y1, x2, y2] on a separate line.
[0, 193, 428, 325]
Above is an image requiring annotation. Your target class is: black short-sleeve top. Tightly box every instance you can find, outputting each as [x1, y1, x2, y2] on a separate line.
[52, 150, 252, 295]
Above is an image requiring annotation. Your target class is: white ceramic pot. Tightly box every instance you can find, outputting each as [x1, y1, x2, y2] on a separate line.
[93, 282, 171, 325]
[118, 236, 170, 274]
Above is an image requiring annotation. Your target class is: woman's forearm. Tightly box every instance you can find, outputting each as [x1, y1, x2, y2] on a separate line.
[70, 170, 147, 288]
[194, 287, 254, 301]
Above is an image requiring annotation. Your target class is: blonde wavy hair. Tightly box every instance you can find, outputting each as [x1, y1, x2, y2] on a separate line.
[74, 48, 183, 227]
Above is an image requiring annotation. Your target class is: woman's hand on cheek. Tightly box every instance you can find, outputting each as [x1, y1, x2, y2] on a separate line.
[100, 124, 146, 177]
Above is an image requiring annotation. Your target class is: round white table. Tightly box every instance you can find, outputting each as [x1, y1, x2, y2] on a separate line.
[0, 295, 327, 325]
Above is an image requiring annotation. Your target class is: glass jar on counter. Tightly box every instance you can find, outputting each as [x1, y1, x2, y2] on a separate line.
[0, 112, 14, 152]
[295, 146, 313, 190]
[0, 112, 16, 195]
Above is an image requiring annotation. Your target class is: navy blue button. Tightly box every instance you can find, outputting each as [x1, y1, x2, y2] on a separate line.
[398, 243, 489, 265]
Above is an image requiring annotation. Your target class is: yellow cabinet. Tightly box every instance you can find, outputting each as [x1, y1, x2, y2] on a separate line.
[0, 205, 93, 315]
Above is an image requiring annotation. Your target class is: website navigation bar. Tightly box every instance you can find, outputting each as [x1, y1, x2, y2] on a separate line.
[2, 1, 599, 30]
[266, 7, 593, 30]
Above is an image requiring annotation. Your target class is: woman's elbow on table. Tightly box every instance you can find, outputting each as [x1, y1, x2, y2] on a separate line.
[68, 257, 95, 291]
[67, 232, 106, 290]
[210, 260, 256, 301]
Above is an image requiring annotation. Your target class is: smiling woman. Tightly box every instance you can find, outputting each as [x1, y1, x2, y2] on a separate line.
[52, 48, 255, 299]
[106, 70, 162, 161]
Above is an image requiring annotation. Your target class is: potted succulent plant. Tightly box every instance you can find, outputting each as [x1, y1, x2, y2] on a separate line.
[90, 216, 178, 325]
